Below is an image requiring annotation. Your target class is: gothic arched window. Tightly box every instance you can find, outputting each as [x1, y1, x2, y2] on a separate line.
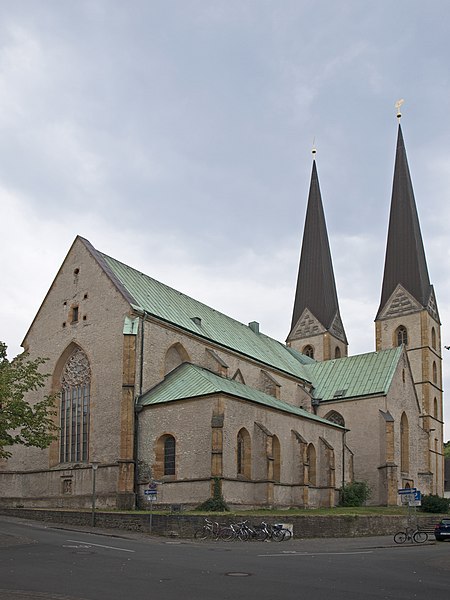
[396, 326, 408, 347]
[324, 410, 345, 428]
[163, 435, 176, 476]
[303, 345, 314, 359]
[307, 443, 317, 486]
[59, 348, 91, 463]
[237, 428, 251, 478]
[164, 343, 190, 375]
[335, 347, 341, 359]
[400, 412, 409, 473]
[433, 361, 437, 384]
[272, 435, 281, 482]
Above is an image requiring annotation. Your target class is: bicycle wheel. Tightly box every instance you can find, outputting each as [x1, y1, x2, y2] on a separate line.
[394, 531, 407, 544]
[237, 530, 250, 541]
[281, 528, 292, 541]
[272, 529, 286, 542]
[194, 527, 209, 540]
[254, 528, 269, 542]
[219, 527, 235, 541]
[413, 531, 428, 543]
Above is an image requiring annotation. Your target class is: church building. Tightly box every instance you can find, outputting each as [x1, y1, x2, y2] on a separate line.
[0, 122, 443, 509]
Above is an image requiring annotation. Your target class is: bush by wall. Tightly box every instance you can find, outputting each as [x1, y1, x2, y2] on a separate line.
[419, 494, 450, 513]
[339, 481, 371, 507]
[195, 477, 229, 512]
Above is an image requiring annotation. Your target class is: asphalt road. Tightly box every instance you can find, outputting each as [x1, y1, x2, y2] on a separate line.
[1, 515, 450, 600]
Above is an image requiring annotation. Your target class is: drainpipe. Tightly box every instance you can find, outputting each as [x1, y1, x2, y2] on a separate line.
[133, 310, 147, 506]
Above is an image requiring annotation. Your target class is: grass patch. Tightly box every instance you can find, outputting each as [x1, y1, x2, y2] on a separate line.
[118, 506, 409, 517]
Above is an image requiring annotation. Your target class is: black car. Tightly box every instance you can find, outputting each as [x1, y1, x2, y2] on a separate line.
[434, 519, 450, 541]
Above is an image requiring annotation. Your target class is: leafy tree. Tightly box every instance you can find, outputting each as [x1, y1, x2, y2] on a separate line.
[0, 342, 58, 459]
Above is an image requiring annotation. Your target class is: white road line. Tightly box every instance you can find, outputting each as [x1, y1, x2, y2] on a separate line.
[259, 550, 373, 557]
[66, 539, 135, 553]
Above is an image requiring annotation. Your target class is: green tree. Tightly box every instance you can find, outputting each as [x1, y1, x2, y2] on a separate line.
[444, 441, 450, 459]
[0, 342, 58, 459]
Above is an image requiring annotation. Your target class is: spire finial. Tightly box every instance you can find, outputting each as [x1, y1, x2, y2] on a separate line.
[312, 137, 317, 159]
[395, 99, 404, 121]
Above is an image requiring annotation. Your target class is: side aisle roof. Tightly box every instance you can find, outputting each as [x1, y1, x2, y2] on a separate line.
[138, 362, 343, 429]
[304, 346, 403, 402]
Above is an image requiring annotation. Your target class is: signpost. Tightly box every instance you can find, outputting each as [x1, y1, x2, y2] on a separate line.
[145, 483, 158, 534]
[398, 488, 421, 523]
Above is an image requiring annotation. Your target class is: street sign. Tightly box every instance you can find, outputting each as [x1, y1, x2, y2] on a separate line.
[144, 489, 157, 496]
[398, 487, 417, 495]
[409, 490, 421, 507]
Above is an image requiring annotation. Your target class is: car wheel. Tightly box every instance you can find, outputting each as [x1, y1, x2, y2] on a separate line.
[435, 536, 444, 541]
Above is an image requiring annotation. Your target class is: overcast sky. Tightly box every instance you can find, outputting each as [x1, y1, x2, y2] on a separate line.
[1, 1, 450, 436]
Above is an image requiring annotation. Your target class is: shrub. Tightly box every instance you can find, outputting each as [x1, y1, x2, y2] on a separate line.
[339, 481, 371, 507]
[420, 494, 450, 513]
[195, 477, 229, 512]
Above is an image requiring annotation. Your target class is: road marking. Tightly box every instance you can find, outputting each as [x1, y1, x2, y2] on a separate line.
[66, 539, 135, 553]
[259, 550, 373, 557]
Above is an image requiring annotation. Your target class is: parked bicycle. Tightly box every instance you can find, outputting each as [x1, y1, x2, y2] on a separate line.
[194, 518, 224, 540]
[393, 525, 428, 544]
[219, 520, 292, 542]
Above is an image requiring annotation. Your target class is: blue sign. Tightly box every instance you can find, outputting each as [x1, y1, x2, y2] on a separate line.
[144, 489, 157, 496]
[398, 487, 417, 495]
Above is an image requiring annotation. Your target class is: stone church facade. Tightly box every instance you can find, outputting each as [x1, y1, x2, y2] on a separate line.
[0, 123, 443, 509]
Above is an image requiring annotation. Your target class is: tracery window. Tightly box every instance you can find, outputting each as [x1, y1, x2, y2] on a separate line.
[396, 326, 408, 347]
[59, 348, 91, 463]
[324, 410, 345, 428]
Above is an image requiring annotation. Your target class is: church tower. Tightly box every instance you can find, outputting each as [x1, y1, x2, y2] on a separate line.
[375, 121, 443, 495]
[287, 159, 348, 361]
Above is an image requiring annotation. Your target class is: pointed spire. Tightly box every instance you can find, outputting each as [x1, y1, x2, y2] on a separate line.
[377, 124, 432, 317]
[289, 160, 347, 342]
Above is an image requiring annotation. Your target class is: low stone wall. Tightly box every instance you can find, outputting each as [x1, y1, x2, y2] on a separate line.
[0, 508, 440, 539]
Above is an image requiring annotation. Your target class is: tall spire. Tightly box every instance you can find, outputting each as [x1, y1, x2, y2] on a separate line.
[289, 160, 347, 344]
[377, 124, 433, 317]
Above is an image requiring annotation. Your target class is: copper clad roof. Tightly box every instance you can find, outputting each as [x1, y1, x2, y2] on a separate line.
[289, 161, 347, 342]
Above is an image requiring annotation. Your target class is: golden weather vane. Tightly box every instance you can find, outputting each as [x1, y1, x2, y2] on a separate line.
[395, 99, 404, 120]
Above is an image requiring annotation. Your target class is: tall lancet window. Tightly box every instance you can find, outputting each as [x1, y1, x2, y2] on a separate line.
[59, 349, 91, 463]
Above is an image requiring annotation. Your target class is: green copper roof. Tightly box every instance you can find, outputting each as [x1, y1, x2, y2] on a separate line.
[93, 246, 312, 382]
[305, 347, 402, 401]
[138, 362, 342, 428]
